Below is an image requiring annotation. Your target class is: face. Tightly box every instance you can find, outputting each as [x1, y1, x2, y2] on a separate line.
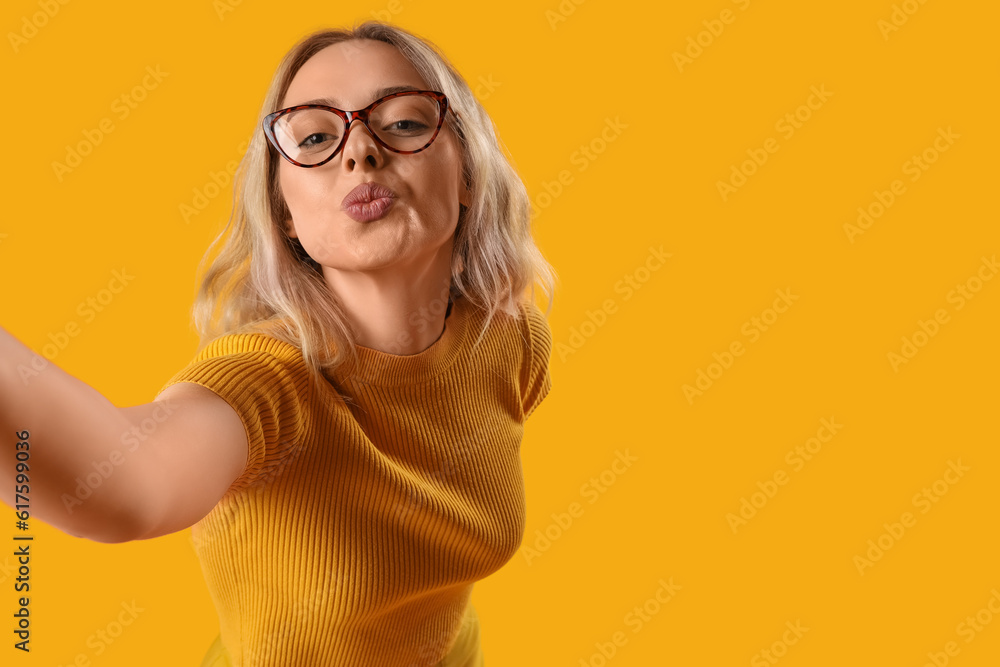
[276, 39, 470, 277]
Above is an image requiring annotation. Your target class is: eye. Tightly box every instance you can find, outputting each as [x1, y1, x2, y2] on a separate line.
[299, 133, 335, 148]
[385, 120, 428, 134]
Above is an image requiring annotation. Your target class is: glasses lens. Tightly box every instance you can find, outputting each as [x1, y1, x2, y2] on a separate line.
[371, 94, 441, 151]
[271, 95, 442, 165]
[272, 109, 342, 165]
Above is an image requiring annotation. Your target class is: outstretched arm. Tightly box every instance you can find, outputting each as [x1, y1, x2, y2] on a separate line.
[1, 325, 248, 543]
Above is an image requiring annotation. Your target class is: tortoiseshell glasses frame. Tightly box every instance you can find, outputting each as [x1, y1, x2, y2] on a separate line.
[262, 90, 459, 168]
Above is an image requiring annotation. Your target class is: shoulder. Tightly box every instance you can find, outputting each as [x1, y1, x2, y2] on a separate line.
[513, 299, 553, 383]
[514, 299, 554, 419]
[516, 299, 553, 360]
[157, 329, 312, 494]
[159, 329, 311, 399]
[190, 330, 304, 365]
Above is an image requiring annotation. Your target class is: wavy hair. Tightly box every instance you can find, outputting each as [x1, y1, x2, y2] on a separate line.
[188, 20, 557, 381]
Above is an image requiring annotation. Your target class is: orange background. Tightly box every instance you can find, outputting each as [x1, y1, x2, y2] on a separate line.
[1, 0, 998, 664]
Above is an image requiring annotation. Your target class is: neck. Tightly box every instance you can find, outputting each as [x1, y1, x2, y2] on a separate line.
[322, 251, 455, 356]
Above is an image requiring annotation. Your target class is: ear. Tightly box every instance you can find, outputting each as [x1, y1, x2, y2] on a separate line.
[284, 218, 298, 239]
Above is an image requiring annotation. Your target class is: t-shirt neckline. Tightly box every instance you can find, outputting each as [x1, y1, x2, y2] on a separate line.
[338, 295, 469, 387]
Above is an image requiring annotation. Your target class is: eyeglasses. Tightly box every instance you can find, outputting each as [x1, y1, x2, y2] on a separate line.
[263, 90, 456, 168]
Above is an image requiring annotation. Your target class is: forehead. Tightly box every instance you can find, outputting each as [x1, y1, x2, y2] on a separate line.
[282, 39, 428, 109]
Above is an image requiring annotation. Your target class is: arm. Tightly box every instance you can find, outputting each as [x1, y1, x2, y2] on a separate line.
[1, 325, 248, 543]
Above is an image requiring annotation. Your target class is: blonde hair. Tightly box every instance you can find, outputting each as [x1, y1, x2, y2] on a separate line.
[189, 20, 556, 381]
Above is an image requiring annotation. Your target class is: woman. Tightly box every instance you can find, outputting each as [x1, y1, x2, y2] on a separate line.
[0, 20, 555, 666]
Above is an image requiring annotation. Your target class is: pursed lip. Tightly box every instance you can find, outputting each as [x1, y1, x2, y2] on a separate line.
[341, 181, 397, 209]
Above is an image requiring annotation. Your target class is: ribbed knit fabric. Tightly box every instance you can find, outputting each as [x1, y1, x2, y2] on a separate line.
[157, 295, 553, 666]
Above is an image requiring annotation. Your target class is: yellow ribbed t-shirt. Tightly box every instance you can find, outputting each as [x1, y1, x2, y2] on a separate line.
[157, 295, 553, 666]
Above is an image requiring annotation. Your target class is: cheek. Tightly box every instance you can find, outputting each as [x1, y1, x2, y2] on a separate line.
[418, 145, 463, 219]
[280, 164, 339, 220]
[277, 163, 298, 216]
[279, 163, 311, 214]
[278, 168, 339, 259]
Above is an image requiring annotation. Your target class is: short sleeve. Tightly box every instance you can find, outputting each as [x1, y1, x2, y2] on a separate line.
[156, 333, 310, 493]
[519, 300, 553, 420]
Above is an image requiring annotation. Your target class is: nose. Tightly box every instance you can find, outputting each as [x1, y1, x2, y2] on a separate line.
[340, 117, 381, 169]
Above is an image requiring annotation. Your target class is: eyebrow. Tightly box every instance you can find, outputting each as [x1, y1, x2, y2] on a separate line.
[294, 84, 423, 109]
